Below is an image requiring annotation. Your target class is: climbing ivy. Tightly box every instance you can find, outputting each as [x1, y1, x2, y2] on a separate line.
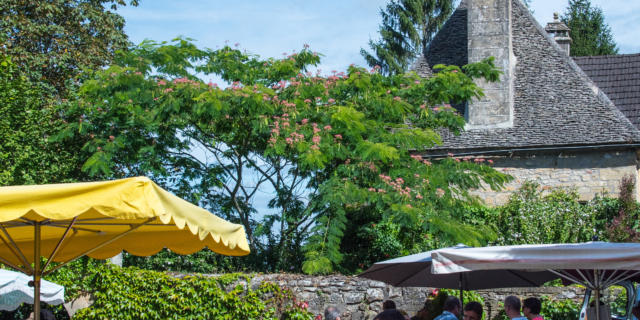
[46, 260, 314, 320]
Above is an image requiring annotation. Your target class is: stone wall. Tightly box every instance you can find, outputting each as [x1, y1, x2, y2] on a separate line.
[470, 149, 639, 206]
[244, 274, 585, 319]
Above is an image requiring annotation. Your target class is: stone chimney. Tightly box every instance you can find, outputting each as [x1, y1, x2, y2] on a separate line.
[466, 0, 515, 129]
[545, 13, 571, 55]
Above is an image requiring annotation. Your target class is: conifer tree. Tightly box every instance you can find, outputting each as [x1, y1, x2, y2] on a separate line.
[562, 0, 618, 56]
[361, 0, 454, 75]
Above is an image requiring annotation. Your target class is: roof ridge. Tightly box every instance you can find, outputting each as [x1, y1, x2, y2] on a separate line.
[573, 53, 640, 59]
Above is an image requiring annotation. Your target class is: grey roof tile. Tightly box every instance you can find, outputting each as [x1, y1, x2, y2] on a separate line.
[574, 54, 640, 128]
[416, 0, 640, 152]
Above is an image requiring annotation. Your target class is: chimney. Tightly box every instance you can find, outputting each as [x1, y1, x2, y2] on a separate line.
[466, 0, 515, 129]
[545, 13, 571, 55]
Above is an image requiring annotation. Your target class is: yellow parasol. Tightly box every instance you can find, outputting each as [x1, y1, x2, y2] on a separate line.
[0, 176, 250, 319]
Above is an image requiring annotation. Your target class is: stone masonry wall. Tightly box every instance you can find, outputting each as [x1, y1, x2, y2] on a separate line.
[470, 149, 639, 206]
[243, 274, 585, 319]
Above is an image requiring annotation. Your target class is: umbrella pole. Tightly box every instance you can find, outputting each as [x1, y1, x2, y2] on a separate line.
[595, 269, 600, 320]
[33, 223, 41, 320]
[459, 273, 464, 307]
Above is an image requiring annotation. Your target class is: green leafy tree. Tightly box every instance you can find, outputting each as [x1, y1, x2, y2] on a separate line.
[0, 55, 85, 186]
[562, 0, 618, 56]
[56, 39, 511, 274]
[0, 0, 138, 95]
[361, 0, 454, 75]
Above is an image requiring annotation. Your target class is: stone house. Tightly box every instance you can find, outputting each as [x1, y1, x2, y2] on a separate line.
[414, 0, 640, 205]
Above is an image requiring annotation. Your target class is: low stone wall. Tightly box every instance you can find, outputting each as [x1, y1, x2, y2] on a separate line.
[244, 274, 585, 319]
[68, 272, 586, 318]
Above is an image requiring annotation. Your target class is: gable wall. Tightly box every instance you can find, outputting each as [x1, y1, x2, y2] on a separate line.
[472, 149, 639, 205]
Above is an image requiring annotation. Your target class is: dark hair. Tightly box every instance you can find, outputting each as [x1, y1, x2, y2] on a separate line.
[443, 296, 461, 312]
[325, 306, 341, 320]
[523, 297, 542, 314]
[373, 309, 406, 320]
[383, 300, 397, 310]
[504, 295, 521, 312]
[41, 309, 57, 320]
[464, 301, 483, 317]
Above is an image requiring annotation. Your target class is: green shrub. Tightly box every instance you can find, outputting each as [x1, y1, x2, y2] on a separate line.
[540, 296, 580, 320]
[46, 261, 314, 320]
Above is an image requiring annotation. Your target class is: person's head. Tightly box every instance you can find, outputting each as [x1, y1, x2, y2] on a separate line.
[463, 301, 483, 320]
[522, 297, 542, 317]
[504, 295, 522, 317]
[373, 309, 406, 320]
[443, 296, 462, 315]
[383, 299, 397, 310]
[324, 306, 341, 320]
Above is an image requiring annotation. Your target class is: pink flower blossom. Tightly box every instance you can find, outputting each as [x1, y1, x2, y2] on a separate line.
[323, 125, 332, 131]
[301, 118, 309, 124]
[328, 98, 335, 103]
[312, 136, 321, 144]
[304, 99, 312, 103]
[163, 88, 173, 93]
[285, 137, 293, 144]
[334, 134, 342, 139]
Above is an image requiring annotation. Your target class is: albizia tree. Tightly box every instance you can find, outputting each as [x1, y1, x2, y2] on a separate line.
[55, 38, 510, 274]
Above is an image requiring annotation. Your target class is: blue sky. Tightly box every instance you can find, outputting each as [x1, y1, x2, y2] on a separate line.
[118, 0, 640, 76]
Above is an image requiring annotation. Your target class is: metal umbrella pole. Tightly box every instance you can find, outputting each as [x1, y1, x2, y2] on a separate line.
[459, 273, 464, 307]
[595, 270, 600, 320]
[33, 222, 41, 320]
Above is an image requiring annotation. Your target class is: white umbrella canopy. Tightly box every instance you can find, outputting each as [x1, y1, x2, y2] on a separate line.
[431, 242, 640, 320]
[360, 244, 558, 289]
[0, 269, 64, 311]
[431, 242, 640, 289]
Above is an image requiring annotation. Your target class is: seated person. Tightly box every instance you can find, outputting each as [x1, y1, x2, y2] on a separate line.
[504, 295, 527, 320]
[374, 309, 407, 320]
[522, 297, 544, 320]
[463, 301, 483, 320]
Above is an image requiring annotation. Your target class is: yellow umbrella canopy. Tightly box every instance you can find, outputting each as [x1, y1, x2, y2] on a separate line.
[0, 176, 250, 273]
[0, 176, 250, 319]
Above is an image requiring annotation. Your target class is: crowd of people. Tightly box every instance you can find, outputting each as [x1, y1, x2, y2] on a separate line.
[320, 295, 546, 320]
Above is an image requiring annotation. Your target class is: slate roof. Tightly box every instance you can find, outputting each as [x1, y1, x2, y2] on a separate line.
[574, 54, 640, 129]
[415, 0, 640, 153]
